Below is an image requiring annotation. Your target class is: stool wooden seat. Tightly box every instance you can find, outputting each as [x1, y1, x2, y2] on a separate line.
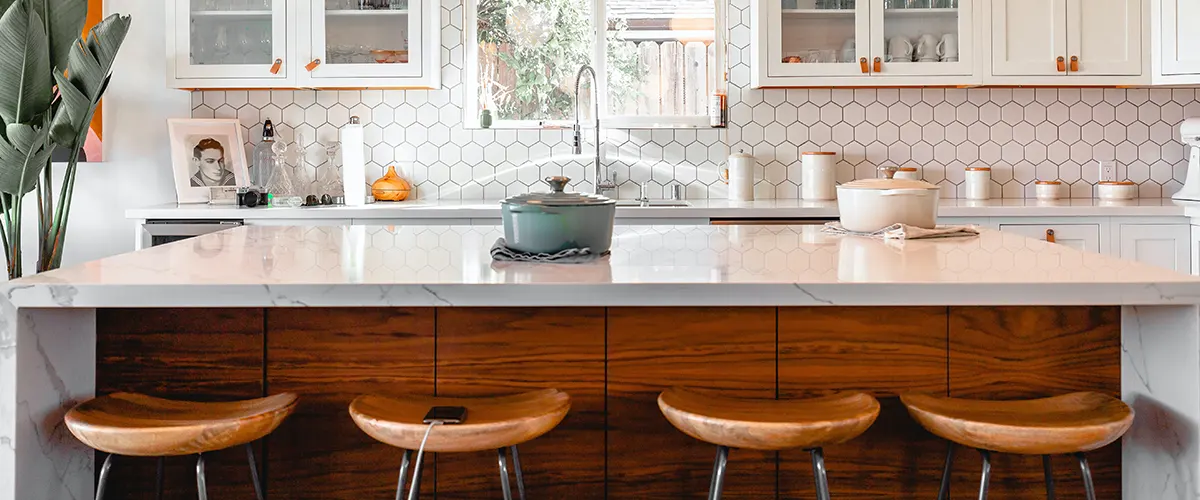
[350, 388, 570, 500]
[658, 387, 881, 500]
[65, 392, 298, 500]
[901, 392, 1134, 500]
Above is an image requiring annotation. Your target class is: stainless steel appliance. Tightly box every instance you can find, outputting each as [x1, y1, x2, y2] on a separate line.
[143, 220, 243, 247]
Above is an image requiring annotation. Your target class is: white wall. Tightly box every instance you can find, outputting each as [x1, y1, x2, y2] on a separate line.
[14, 0, 189, 273]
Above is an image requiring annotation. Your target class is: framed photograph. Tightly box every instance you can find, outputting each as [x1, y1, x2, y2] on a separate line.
[168, 118, 250, 203]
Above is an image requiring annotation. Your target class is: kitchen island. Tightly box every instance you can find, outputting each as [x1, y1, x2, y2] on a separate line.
[3, 224, 1200, 499]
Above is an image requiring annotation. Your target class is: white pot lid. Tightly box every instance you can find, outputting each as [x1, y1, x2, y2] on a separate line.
[502, 176, 616, 206]
[839, 177, 939, 191]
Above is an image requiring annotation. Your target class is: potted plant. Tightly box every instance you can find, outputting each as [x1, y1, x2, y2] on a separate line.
[0, 0, 130, 280]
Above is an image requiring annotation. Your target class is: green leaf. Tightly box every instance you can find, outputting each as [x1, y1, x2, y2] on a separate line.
[50, 14, 130, 151]
[0, 0, 52, 124]
[29, 0, 85, 72]
[0, 121, 50, 196]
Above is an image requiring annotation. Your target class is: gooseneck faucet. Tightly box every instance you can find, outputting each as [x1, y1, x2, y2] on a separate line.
[573, 65, 617, 195]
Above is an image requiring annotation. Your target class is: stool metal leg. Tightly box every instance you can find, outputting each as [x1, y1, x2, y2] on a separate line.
[977, 449, 991, 500]
[1043, 455, 1056, 499]
[936, 443, 955, 500]
[810, 447, 831, 500]
[407, 449, 425, 500]
[196, 453, 209, 500]
[154, 457, 164, 500]
[708, 445, 730, 500]
[1076, 453, 1096, 500]
[510, 445, 526, 500]
[394, 449, 414, 500]
[497, 447, 515, 500]
[95, 453, 114, 500]
[246, 444, 265, 500]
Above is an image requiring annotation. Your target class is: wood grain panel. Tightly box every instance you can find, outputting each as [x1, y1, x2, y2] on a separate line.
[266, 308, 436, 500]
[607, 307, 777, 499]
[434, 308, 605, 499]
[778, 306, 948, 499]
[95, 308, 265, 500]
[949, 306, 1121, 500]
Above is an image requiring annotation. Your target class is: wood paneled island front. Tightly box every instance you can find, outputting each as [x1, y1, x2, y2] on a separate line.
[4, 225, 1200, 499]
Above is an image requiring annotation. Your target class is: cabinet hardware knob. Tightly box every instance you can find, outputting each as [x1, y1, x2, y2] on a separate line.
[1045, 229, 1056, 243]
[859, 57, 868, 73]
[873, 57, 882, 73]
[1056, 56, 1066, 72]
[1070, 55, 1079, 72]
[270, 58, 282, 75]
[305, 59, 322, 72]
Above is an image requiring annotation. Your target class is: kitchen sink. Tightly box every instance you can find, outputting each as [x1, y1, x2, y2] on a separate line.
[615, 200, 692, 207]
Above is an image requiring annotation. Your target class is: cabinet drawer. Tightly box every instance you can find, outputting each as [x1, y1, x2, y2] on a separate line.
[999, 224, 1101, 253]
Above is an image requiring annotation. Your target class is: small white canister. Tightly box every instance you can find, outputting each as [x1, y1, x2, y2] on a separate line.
[893, 167, 920, 181]
[1096, 180, 1137, 200]
[727, 150, 756, 201]
[1035, 180, 1063, 200]
[801, 151, 837, 200]
[965, 166, 991, 200]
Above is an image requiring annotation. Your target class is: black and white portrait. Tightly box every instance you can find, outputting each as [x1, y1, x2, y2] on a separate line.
[186, 135, 237, 187]
[169, 119, 250, 203]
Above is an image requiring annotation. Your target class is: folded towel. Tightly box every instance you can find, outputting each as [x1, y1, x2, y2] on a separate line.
[490, 238, 609, 263]
[822, 222, 980, 240]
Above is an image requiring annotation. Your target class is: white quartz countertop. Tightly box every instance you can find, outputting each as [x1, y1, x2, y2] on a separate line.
[126, 198, 1197, 220]
[5, 224, 1200, 308]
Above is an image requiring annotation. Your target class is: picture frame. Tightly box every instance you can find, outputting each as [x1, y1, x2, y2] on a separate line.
[168, 118, 250, 203]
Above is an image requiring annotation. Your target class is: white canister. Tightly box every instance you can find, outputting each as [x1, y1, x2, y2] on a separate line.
[1096, 180, 1137, 200]
[1035, 180, 1063, 200]
[727, 150, 756, 201]
[801, 151, 837, 200]
[965, 167, 991, 200]
[894, 167, 920, 181]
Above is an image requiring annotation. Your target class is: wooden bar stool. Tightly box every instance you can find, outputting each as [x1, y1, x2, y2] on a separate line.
[901, 392, 1134, 500]
[349, 388, 570, 500]
[65, 392, 298, 500]
[657, 387, 881, 500]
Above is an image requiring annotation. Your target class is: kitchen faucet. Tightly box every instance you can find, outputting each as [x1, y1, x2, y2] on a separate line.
[573, 65, 617, 196]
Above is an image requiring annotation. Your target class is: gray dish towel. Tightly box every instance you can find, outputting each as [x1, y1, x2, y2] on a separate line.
[490, 238, 610, 263]
[822, 221, 980, 240]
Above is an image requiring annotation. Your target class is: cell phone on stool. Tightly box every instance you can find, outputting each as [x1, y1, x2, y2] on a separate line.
[423, 406, 467, 424]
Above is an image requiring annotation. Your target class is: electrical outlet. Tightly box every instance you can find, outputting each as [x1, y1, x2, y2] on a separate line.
[1097, 160, 1118, 182]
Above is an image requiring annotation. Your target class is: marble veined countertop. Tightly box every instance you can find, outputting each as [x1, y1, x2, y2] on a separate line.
[126, 197, 1198, 220]
[4, 224, 1200, 308]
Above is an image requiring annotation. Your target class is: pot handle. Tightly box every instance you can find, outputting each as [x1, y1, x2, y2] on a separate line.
[879, 188, 935, 196]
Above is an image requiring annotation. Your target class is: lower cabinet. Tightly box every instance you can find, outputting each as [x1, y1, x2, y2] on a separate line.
[998, 223, 1103, 253]
[1117, 223, 1191, 272]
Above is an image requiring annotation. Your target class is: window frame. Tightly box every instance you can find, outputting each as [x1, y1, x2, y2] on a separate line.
[463, 0, 727, 130]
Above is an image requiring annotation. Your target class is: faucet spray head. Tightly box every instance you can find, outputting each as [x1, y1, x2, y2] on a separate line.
[571, 124, 583, 155]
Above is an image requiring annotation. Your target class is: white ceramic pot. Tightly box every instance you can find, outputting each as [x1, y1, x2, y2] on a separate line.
[1096, 181, 1137, 200]
[836, 169, 941, 233]
[1035, 180, 1063, 200]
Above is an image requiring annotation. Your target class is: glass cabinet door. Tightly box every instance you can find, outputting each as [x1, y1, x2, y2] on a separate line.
[766, 0, 872, 78]
[869, 0, 973, 75]
[176, 0, 287, 79]
[309, 0, 425, 79]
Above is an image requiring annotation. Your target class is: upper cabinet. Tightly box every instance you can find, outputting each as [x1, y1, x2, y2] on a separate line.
[752, 0, 978, 87]
[1153, 0, 1200, 84]
[987, 0, 1143, 84]
[167, 0, 440, 89]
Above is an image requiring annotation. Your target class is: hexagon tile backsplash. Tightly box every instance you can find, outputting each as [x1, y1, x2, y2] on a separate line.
[191, 0, 1199, 201]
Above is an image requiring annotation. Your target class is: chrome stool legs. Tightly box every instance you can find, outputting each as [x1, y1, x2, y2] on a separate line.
[196, 453, 209, 500]
[245, 443, 265, 500]
[393, 446, 527, 500]
[394, 449, 421, 500]
[95, 454, 114, 500]
[704, 446, 830, 500]
[934, 445, 1097, 500]
[154, 457, 164, 500]
[95, 444, 263, 500]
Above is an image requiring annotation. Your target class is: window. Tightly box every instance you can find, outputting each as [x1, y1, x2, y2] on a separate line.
[466, 0, 726, 128]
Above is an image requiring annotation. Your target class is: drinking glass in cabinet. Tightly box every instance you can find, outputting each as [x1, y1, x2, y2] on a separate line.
[905, 0, 930, 8]
[781, 0, 797, 8]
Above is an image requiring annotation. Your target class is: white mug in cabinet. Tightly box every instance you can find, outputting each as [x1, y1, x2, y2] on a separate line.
[727, 150, 756, 202]
[1035, 180, 1063, 200]
[916, 34, 940, 62]
[937, 34, 959, 62]
[894, 167, 920, 181]
[801, 151, 837, 201]
[1096, 181, 1137, 200]
[887, 37, 914, 62]
[965, 167, 991, 200]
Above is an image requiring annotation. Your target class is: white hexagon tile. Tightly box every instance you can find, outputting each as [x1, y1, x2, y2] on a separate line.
[192, 0, 1200, 200]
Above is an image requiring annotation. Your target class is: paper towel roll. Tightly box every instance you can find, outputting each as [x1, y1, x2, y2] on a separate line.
[341, 118, 368, 206]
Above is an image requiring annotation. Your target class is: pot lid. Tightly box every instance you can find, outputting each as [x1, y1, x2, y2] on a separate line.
[730, 149, 755, 159]
[840, 166, 939, 190]
[502, 176, 616, 206]
[1098, 180, 1136, 185]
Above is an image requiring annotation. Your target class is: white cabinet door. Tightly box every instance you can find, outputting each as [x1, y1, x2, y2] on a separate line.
[301, 0, 440, 87]
[1066, 0, 1142, 76]
[168, 0, 291, 86]
[990, 0, 1068, 76]
[1159, 0, 1200, 75]
[870, 0, 975, 76]
[999, 224, 1102, 253]
[1118, 224, 1190, 272]
[756, 0, 873, 81]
